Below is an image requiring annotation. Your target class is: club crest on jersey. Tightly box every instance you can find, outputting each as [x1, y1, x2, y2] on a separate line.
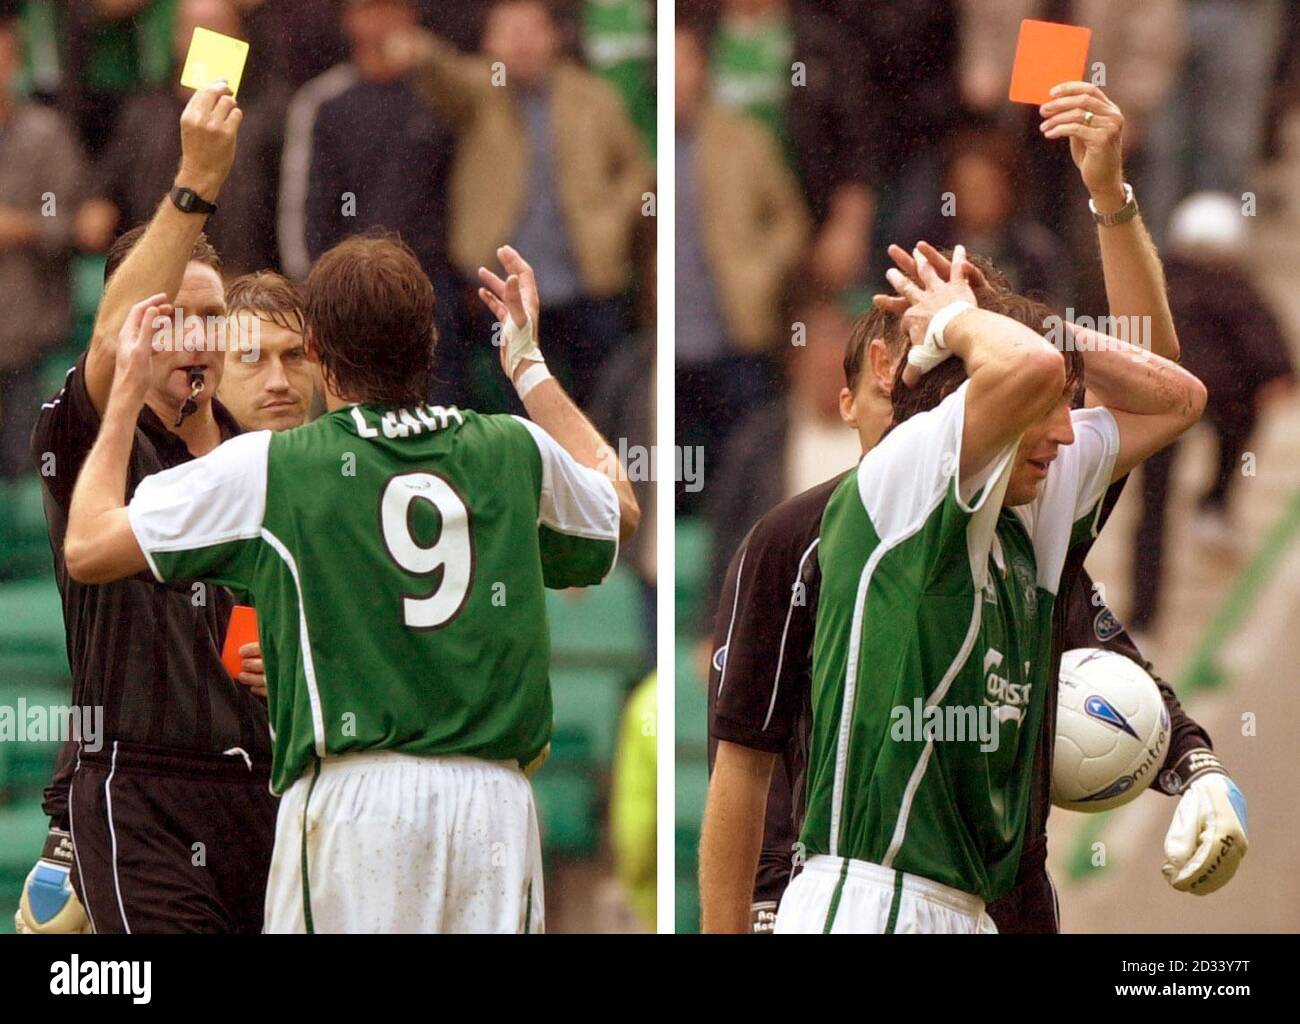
[1011, 557, 1038, 615]
[1093, 606, 1123, 641]
[1084, 695, 1140, 739]
[712, 644, 727, 674]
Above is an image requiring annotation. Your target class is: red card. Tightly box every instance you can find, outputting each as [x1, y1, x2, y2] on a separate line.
[222, 605, 259, 679]
[1008, 19, 1092, 106]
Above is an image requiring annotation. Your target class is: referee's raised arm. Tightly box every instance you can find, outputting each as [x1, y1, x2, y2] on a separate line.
[82, 83, 243, 416]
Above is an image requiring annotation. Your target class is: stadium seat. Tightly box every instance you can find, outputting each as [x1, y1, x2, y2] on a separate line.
[0, 798, 52, 934]
[545, 566, 645, 674]
[69, 255, 106, 351]
[674, 642, 709, 754]
[674, 758, 709, 933]
[0, 476, 51, 579]
[674, 518, 710, 633]
[532, 769, 599, 858]
[549, 668, 629, 766]
[0, 577, 70, 686]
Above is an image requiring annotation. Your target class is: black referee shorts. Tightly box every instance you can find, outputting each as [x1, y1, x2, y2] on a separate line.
[67, 741, 278, 934]
[987, 863, 1062, 934]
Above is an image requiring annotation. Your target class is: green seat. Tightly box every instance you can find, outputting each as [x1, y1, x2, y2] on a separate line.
[38, 346, 81, 399]
[69, 255, 106, 351]
[0, 577, 69, 686]
[0, 477, 52, 580]
[531, 769, 599, 857]
[674, 518, 710, 632]
[545, 566, 645, 675]
[675, 640, 710, 754]
[0, 798, 51, 934]
[0, 676, 68, 801]
[674, 758, 709, 934]
[550, 668, 627, 765]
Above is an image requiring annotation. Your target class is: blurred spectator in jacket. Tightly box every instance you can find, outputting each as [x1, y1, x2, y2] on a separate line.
[590, 210, 657, 668]
[1132, 192, 1295, 631]
[699, 291, 859, 637]
[58, 0, 178, 155]
[75, 0, 287, 277]
[278, 0, 459, 395]
[389, 0, 651, 406]
[685, 0, 878, 295]
[238, 0, 489, 95]
[674, 20, 808, 513]
[807, 0, 960, 289]
[0, 13, 85, 476]
[582, 0, 656, 153]
[938, 125, 1067, 306]
[1142, 0, 1286, 244]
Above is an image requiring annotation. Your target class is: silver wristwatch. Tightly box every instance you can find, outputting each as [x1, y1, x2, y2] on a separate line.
[1089, 182, 1138, 227]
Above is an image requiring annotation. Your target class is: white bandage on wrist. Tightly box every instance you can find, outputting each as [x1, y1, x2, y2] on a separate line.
[907, 300, 974, 378]
[514, 362, 552, 401]
[502, 313, 545, 377]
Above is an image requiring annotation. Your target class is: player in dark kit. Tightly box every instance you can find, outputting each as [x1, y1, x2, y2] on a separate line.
[19, 85, 278, 934]
[699, 85, 1248, 932]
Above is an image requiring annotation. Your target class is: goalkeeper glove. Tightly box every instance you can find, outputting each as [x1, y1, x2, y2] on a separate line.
[1162, 769, 1248, 895]
[15, 828, 92, 934]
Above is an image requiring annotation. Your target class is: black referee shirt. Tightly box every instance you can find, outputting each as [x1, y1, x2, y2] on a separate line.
[707, 472, 1212, 905]
[31, 353, 272, 823]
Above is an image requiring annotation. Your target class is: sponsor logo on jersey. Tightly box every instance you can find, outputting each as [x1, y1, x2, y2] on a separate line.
[1093, 606, 1123, 641]
[1084, 695, 1140, 739]
[982, 648, 1032, 728]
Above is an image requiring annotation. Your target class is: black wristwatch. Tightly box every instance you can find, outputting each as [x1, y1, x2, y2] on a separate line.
[170, 186, 218, 216]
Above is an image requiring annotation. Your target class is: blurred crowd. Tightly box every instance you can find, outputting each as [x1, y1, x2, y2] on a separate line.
[0, 0, 658, 648]
[0, 0, 656, 444]
[677, 0, 1300, 641]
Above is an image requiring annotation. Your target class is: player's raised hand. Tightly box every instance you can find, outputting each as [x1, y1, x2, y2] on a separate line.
[886, 245, 978, 388]
[177, 82, 243, 199]
[115, 293, 171, 407]
[1162, 773, 1249, 895]
[478, 246, 545, 381]
[874, 241, 992, 316]
[1039, 82, 1125, 205]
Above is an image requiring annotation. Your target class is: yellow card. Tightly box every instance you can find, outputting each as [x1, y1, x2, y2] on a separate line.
[180, 27, 250, 99]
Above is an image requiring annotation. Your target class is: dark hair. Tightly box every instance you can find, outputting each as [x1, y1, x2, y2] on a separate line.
[303, 230, 436, 408]
[226, 271, 304, 334]
[104, 225, 222, 284]
[889, 291, 1084, 428]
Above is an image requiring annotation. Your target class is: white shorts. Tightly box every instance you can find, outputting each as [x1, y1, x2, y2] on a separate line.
[774, 855, 997, 934]
[264, 752, 544, 933]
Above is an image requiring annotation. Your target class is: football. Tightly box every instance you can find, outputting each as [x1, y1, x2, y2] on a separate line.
[1052, 648, 1171, 812]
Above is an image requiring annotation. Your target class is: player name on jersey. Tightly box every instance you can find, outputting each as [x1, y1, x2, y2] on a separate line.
[349, 403, 465, 440]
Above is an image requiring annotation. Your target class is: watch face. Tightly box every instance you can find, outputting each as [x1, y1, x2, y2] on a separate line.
[177, 191, 195, 212]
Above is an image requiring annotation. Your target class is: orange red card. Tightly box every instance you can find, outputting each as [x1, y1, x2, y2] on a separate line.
[1009, 19, 1092, 106]
[222, 605, 259, 679]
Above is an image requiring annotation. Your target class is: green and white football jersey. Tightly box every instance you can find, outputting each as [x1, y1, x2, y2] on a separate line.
[802, 381, 1119, 901]
[127, 403, 620, 794]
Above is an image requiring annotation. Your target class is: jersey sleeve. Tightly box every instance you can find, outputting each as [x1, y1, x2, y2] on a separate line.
[511, 416, 620, 588]
[1015, 406, 1120, 595]
[709, 517, 816, 753]
[857, 380, 1018, 582]
[127, 430, 272, 588]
